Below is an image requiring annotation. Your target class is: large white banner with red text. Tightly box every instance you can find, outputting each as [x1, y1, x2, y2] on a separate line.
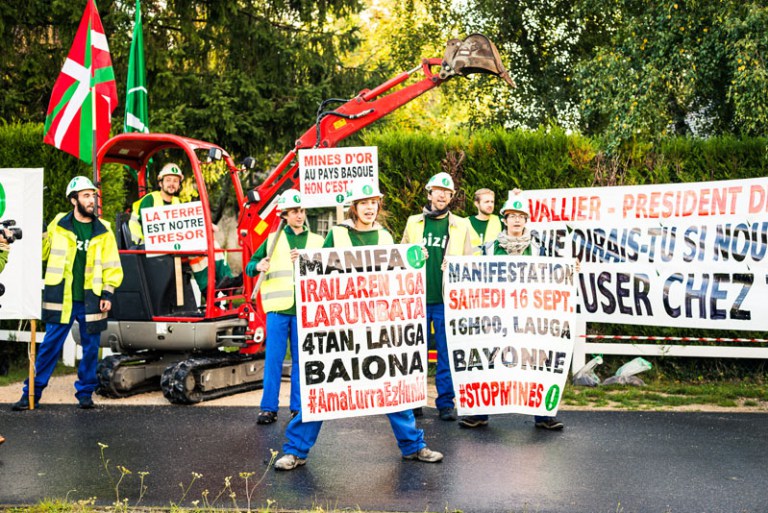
[296, 244, 428, 421]
[445, 255, 577, 417]
[524, 178, 768, 329]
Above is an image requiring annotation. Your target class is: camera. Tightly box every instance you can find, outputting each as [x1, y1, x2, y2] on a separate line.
[0, 220, 22, 244]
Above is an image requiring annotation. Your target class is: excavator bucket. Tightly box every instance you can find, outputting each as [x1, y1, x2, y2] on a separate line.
[441, 34, 515, 87]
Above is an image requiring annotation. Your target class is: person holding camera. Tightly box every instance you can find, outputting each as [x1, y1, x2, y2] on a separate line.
[11, 176, 123, 411]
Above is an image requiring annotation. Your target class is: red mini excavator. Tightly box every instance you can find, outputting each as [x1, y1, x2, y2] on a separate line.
[93, 34, 513, 403]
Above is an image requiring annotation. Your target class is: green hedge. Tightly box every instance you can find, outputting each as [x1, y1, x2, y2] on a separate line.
[0, 122, 125, 226]
[363, 127, 768, 237]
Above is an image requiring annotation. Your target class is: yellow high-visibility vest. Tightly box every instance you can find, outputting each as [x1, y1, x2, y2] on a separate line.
[330, 225, 394, 247]
[128, 191, 180, 244]
[469, 214, 503, 254]
[42, 212, 124, 332]
[402, 213, 472, 256]
[259, 230, 323, 312]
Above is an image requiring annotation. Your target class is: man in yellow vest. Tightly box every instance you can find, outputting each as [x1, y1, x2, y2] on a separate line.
[128, 163, 183, 245]
[401, 172, 473, 421]
[129, 163, 239, 294]
[468, 188, 503, 255]
[12, 176, 124, 411]
[245, 189, 323, 424]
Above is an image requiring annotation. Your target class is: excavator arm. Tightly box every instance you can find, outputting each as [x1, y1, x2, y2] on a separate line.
[238, 34, 513, 269]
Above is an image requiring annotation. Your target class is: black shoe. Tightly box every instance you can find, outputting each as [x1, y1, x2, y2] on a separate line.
[77, 396, 95, 409]
[290, 410, 299, 419]
[216, 274, 243, 290]
[11, 396, 39, 411]
[257, 410, 278, 425]
[459, 415, 489, 428]
[438, 408, 457, 421]
[412, 407, 423, 417]
[535, 417, 564, 430]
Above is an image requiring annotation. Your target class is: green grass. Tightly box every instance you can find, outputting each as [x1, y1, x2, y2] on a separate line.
[0, 364, 75, 387]
[562, 378, 768, 410]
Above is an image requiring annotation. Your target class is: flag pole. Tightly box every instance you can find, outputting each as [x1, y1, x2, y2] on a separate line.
[92, 75, 101, 217]
[29, 320, 37, 410]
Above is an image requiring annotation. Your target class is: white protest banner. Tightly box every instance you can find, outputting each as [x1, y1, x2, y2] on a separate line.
[296, 244, 428, 421]
[524, 177, 768, 329]
[445, 255, 577, 417]
[142, 201, 207, 253]
[0, 169, 43, 319]
[297, 146, 378, 208]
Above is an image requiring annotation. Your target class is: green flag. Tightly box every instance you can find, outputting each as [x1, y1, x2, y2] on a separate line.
[124, 0, 148, 134]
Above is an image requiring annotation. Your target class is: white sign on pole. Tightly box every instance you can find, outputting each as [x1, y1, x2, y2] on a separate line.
[297, 146, 378, 208]
[296, 244, 428, 421]
[444, 255, 577, 417]
[0, 168, 43, 319]
[142, 201, 207, 253]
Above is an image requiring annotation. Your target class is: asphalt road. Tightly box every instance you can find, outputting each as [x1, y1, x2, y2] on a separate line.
[0, 404, 765, 513]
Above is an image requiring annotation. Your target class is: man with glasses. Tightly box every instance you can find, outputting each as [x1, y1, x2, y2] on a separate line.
[458, 190, 565, 430]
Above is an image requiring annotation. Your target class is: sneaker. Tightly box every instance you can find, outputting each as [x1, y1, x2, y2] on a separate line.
[290, 410, 299, 419]
[77, 396, 95, 409]
[412, 407, 423, 417]
[257, 410, 278, 425]
[11, 396, 39, 411]
[274, 453, 306, 471]
[459, 415, 489, 428]
[403, 447, 444, 463]
[535, 417, 564, 430]
[438, 407, 457, 421]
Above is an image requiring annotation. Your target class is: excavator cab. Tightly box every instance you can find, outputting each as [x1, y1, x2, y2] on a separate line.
[93, 134, 268, 402]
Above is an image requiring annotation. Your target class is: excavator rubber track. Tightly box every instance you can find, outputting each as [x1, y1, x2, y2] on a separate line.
[160, 353, 266, 404]
[97, 353, 171, 398]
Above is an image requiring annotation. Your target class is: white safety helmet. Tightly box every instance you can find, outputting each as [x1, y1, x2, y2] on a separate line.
[158, 162, 184, 181]
[65, 176, 97, 198]
[425, 172, 455, 192]
[346, 180, 383, 204]
[500, 195, 530, 218]
[277, 189, 303, 212]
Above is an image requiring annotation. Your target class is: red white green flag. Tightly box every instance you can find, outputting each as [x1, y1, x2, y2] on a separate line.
[43, 0, 118, 164]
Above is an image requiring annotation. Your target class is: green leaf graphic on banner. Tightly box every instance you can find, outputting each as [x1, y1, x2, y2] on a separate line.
[174, 243, 181, 250]
[0, 182, 6, 218]
[406, 245, 425, 269]
[545, 385, 560, 411]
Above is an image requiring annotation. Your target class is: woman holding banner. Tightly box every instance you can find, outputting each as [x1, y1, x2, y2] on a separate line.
[273, 180, 444, 471]
[458, 190, 565, 431]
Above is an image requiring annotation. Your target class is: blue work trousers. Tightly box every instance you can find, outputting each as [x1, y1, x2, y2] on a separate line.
[260, 312, 300, 413]
[283, 409, 425, 459]
[428, 303, 455, 410]
[23, 301, 101, 400]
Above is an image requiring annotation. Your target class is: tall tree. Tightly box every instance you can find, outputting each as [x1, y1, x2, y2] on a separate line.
[577, 0, 768, 149]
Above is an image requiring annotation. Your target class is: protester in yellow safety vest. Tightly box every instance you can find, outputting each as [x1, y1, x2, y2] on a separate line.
[458, 189, 565, 431]
[245, 189, 323, 425]
[129, 162, 240, 294]
[128, 162, 183, 245]
[401, 171, 473, 421]
[468, 188, 502, 255]
[12, 176, 123, 411]
[273, 180, 444, 471]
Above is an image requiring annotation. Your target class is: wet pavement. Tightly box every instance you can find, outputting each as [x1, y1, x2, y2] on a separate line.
[0, 404, 766, 513]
